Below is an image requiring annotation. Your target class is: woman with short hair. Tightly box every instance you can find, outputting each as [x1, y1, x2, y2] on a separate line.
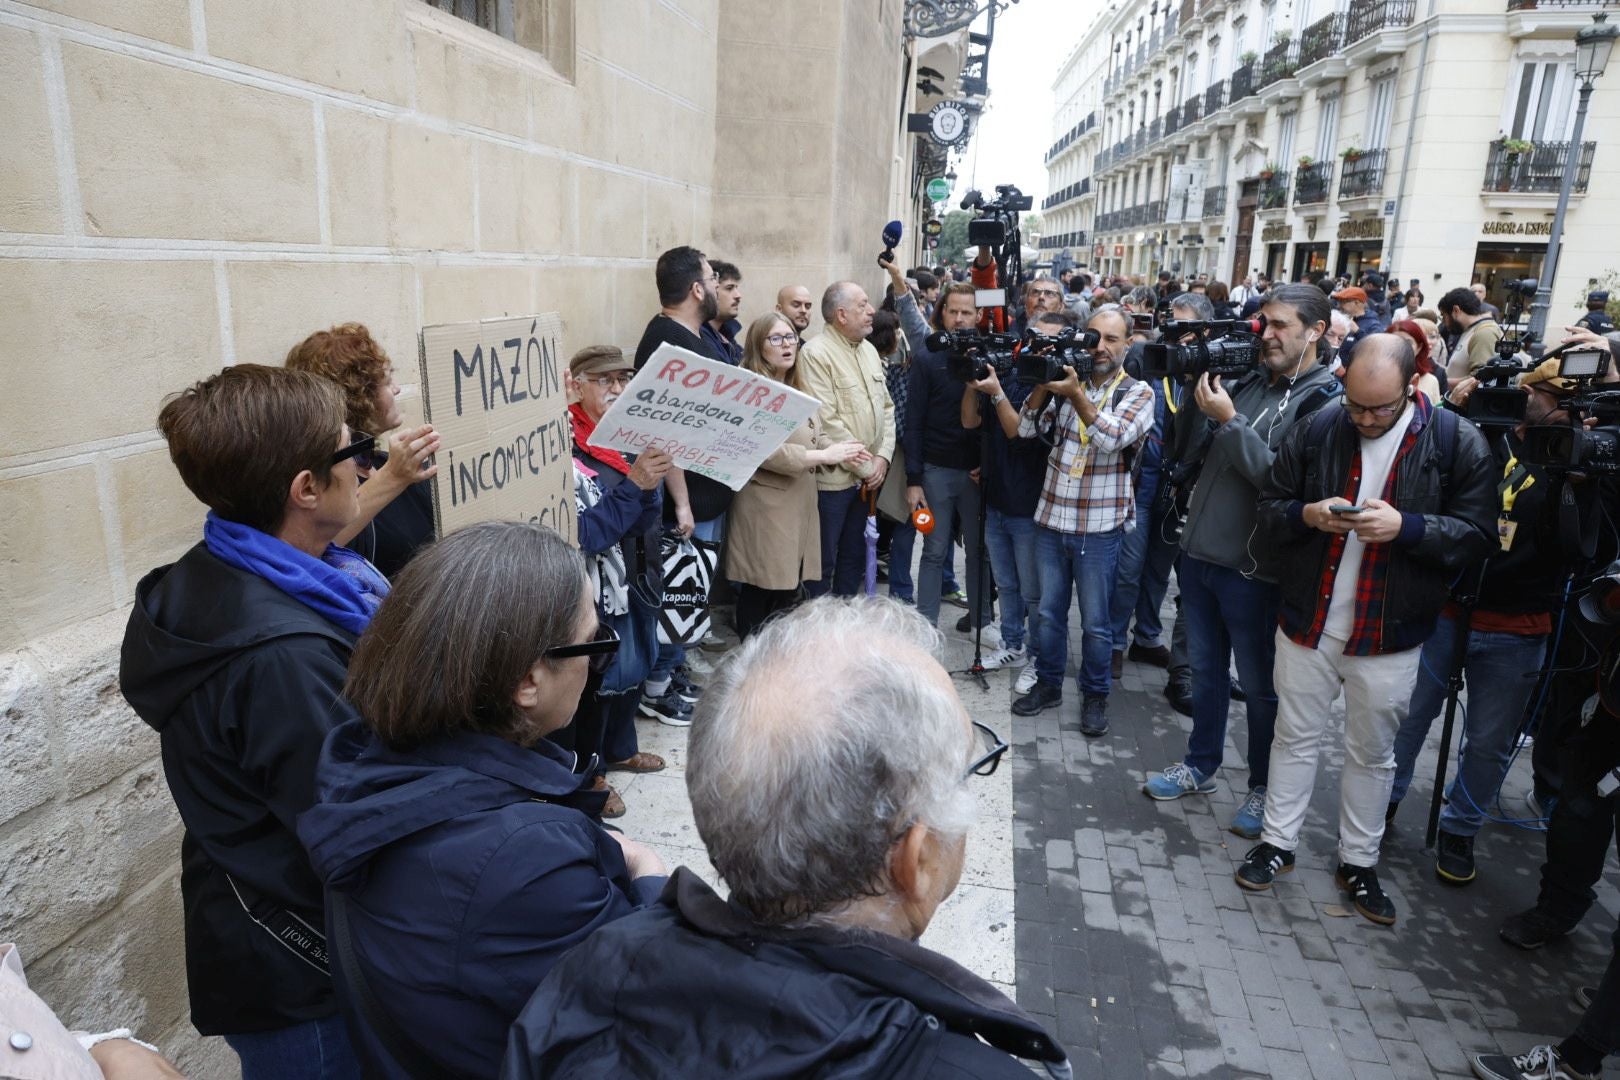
[1390, 318, 1446, 403]
[727, 314, 867, 638]
[298, 521, 668, 1079]
[1207, 280, 1236, 320]
[285, 323, 441, 577]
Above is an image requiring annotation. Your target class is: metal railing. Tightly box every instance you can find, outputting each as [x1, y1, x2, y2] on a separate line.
[1294, 160, 1335, 204]
[1203, 184, 1228, 218]
[1483, 139, 1596, 193]
[1182, 92, 1202, 125]
[1146, 199, 1166, 224]
[1298, 12, 1347, 66]
[1164, 104, 1182, 136]
[1229, 59, 1256, 102]
[1259, 170, 1291, 210]
[1205, 79, 1227, 115]
[1038, 231, 1088, 249]
[1256, 38, 1299, 89]
[1347, 0, 1417, 42]
[1338, 148, 1389, 198]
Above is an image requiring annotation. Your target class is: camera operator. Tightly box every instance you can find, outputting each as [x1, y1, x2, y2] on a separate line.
[1142, 285, 1342, 841]
[1240, 334, 1497, 925]
[1011, 308, 1155, 735]
[1387, 358, 1581, 886]
[881, 258, 993, 633]
[1439, 286, 1504, 383]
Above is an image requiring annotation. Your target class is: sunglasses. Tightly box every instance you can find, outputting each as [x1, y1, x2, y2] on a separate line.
[331, 432, 375, 467]
[544, 623, 621, 673]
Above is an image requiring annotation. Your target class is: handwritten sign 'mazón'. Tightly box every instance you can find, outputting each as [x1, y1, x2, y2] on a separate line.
[418, 313, 575, 544]
[587, 343, 821, 491]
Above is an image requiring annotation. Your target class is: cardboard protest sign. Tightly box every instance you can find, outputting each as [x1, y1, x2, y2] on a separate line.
[587, 343, 821, 491]
[417, 313, 575, 544]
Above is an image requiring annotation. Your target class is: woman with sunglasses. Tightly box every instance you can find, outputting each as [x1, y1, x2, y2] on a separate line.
[727, 314, 869, 638]
[286, 323, 441, 577]
[298, 521, 668, 1079]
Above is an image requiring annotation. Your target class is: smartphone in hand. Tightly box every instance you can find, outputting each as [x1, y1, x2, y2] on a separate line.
[1328, 504, 1366, 515]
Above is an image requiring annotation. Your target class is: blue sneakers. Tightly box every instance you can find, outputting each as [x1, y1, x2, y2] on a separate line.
[1143, 763, 1217, 800]
[1230, 786, 1267, 839]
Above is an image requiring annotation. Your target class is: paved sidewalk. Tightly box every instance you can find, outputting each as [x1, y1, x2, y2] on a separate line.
[1011, 638, 1620, 1079]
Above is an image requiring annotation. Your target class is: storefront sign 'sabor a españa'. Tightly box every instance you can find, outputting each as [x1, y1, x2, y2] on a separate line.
[588, 343, 821, 492]
[417, 313, 575, 544]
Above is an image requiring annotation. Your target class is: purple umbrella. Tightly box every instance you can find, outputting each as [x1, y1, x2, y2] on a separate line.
[862, 489, 879, 597]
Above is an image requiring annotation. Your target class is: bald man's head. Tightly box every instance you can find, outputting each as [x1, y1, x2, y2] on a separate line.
[1343, 333, 1417, 439]
[776, 285, 813, 331]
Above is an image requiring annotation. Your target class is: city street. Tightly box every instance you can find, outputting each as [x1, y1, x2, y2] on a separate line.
[623, 587, 1618, 1080]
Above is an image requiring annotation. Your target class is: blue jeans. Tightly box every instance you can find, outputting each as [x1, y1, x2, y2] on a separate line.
[808, 486, 867, 597]
[984, 506, 1039, 655]
[1390, 612, 1547, 836]
[888, 520, 916, 601]
[1035, 526, 1123, 696]
[1110, 485, 1177, 650]
[917, 465, 990, 626]
[226, 1016, 361, 1080]
[1180, 555, 1281, 789]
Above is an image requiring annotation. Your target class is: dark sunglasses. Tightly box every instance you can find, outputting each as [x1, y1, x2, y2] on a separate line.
[966, 720, 1009, 779]
[331, 432, 375, 467]
[544, 623, 621, 674]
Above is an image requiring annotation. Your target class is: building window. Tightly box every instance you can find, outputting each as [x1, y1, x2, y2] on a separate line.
[1504, 60, 1574, 141]
[1317, 96, 1340, 160]
[426, 0, 512, 37]
[1367, 75, 1396, 148]
[1278, 111, 1297, 164]
[419, 0, 574, 79]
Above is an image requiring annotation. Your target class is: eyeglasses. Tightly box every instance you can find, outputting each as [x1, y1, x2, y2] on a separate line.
[965, 720, 1009, 779]
[1028, 289, 1062, 299]
[581, 373, 632, 390]
[1340, 393, 1408, 420]
[331, 432, 375, 467]
[765, 333, 798, 347]
[544, 623, 621, 674]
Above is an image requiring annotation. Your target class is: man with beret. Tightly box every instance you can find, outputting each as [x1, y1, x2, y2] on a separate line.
[1578, 291, 1616, 336]
[1332, 286, 1386, 362]
[1387, 357, 1578, 885]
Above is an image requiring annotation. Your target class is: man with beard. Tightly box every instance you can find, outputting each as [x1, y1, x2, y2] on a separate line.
[701, 260, 744, 364]
[1012, 307, 1155, 736]
[633, 246, 730, 725]
[1438, 286, 1504, 382]
[776, 284, 815, 340]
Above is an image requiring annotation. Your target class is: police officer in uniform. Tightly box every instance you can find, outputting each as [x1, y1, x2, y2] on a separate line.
[1577, 291, 1615, 335]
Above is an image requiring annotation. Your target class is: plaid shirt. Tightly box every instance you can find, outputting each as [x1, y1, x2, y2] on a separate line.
[1287, 394, 1428, 655]
[1018, 374, 1155, 534]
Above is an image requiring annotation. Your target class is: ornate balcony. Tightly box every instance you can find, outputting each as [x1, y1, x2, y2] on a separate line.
[1256, 38, 1299, 90]
[1347, 0, 1417, 43]
[1258, 170, 1291, 211]
[1483, 139, 1595, 193]
[1338, 148, 1389, 199]
[1205, 79, 1227, 116]
[1229, 60, 1256, 102]
[1147, 199, 1167, 225]
[1294, 160, 1335, 205]
[1203, 184, 1228, 218]
[1298, 12, 1347, 66]
[1164, 104, 1182, 136]
[1182, 92, 1202, 125]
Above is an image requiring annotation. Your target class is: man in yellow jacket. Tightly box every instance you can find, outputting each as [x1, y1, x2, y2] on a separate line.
[798, 281, 896, 596]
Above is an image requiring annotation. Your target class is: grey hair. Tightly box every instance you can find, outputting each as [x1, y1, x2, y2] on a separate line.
[686, 597, 977, 926]
[1330, 310, 1355, 333]
[1126, 286, 1157, 309]
[1170, 291, 1214, 321]
[821, 281, 861, 324]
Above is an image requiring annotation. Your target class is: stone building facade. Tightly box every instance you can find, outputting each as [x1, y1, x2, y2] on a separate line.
[1042, 0, 1620, 318]
[0, 0, 929, 1071]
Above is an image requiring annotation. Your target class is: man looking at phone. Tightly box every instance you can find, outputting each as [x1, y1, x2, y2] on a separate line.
[1244, 334, 1496, 924]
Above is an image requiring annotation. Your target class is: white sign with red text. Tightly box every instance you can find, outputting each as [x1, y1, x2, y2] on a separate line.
[586, 343, 820, 491]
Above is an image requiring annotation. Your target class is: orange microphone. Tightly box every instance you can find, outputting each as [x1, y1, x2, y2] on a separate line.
[911, 507, 935, 535]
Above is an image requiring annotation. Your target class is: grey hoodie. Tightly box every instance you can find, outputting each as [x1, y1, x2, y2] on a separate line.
[1175, 360, 1339, 579]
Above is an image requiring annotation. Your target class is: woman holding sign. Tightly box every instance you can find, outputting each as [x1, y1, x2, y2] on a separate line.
[727, 314, 868, 638]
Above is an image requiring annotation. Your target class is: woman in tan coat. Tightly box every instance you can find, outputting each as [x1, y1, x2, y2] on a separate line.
[727, 313, 868, 638]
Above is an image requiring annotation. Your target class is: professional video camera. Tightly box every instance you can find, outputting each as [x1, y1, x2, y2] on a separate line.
[1140, 317, 1265, 382]
[926, 328, 1020, 383]
[960, 184, 1034, 248]
[1015, 325, 1102, 385]
[1521, 345, 1620, 475]
[1500, 276, 1538, 324]
[1465, 347, 1532, 430]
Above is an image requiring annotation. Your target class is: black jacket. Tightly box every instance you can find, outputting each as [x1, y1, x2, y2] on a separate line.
[894, 292, 977, 483]
[119, 543, 357, 1034]
[503, 868, 1070, 1080]
[1258, 401, 1498, 653]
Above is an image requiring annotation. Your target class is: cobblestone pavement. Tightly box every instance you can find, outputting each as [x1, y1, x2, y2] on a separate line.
[1012, 634, 1620, 1080]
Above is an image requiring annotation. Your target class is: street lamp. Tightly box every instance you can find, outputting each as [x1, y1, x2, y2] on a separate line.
[1527, 12, 1618, 346]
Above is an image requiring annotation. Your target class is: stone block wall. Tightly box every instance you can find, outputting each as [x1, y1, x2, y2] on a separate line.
[0, 0, 909, 1070]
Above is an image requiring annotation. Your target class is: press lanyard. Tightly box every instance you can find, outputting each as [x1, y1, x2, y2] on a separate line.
[1078, 368, 1128, 448]
[1163, 377, 1179, 414]
[1499, 455, 1534, 512]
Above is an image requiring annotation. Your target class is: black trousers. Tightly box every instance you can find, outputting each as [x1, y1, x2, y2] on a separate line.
[1536, 712, 1620, 925]
[736, 584, 802, 640]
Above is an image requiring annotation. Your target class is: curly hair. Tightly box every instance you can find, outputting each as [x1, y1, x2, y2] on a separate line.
[285, 323, 393, 435]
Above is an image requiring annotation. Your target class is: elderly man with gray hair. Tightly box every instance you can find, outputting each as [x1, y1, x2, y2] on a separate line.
[502, 598, 1071, 1080]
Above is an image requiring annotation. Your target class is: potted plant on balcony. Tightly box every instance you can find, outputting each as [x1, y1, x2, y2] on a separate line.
[1501, 137, 1535, 157]
[1298, 154, 1316, 169]
[1259, 161, 1282, 180]
[1340, 143, 1365, 164]
[1240, 49, 1259, 65]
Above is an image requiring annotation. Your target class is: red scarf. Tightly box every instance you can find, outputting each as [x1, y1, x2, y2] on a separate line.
[569, 402, 630, 475]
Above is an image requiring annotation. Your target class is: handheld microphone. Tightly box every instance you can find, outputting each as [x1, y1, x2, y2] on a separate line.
[878, 220, 903, 268]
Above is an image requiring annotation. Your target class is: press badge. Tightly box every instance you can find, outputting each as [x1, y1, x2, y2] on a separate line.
[1498, 515, 1518, 552]
[1068, 449, 1089, 481]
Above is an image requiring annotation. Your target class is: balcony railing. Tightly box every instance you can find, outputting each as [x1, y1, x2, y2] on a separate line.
[1256, 38, 1299, 89]
[1347, 0, 1417, 43]
[1147, 199, 1166, 224]
[1203, 184, 1228, 218]
[1205, 79, 1227, 115]
[1298, 12, 1347, 66]
[1338, 148, 1389, 198]
[1259, 170, 1291, 210]
[1229, 60, 1256, 101]
[1294, 160, 1335, 204]
[1164, 104, 1182, 136]
[1182, 92, 1202, 125]
[1483, 139, 1596, 193]
[1038, 231, 1088, 250]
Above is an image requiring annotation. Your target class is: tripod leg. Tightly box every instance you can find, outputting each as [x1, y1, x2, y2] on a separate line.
[1425, 615, 1474, 850]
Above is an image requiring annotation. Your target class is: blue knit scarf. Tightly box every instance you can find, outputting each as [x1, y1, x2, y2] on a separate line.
[204, 512, 390, 636]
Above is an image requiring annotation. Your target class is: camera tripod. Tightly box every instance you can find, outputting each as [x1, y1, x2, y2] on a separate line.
[950, 425, 998, 692]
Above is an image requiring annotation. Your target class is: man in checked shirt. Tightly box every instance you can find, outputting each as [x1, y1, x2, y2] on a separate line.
[1011, 307, 1155, 737]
